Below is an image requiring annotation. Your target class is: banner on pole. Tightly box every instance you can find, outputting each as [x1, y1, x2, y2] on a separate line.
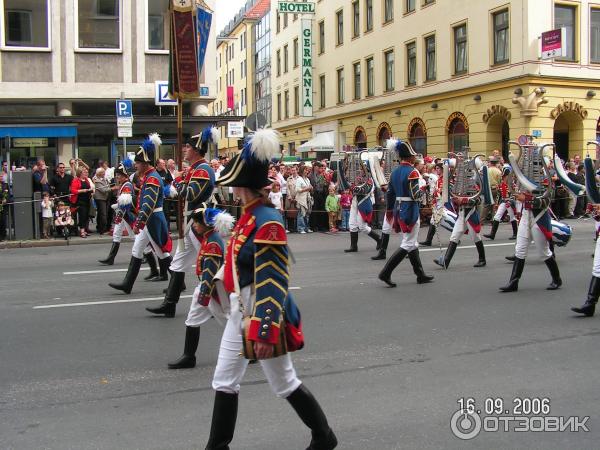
[196, 5, 212, 76]
[227, 86, 234, 110]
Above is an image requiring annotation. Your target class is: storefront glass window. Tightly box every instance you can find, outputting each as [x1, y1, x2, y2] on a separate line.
[3, 0, 49, 48]
[78, 0, 120, 49]
[448, 118, 468, 153]
[409, 122, 427, 156]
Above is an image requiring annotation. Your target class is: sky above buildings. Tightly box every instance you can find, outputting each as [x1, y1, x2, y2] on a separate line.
[215, 0, 247, 34]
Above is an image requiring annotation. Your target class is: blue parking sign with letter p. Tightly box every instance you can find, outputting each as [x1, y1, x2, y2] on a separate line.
[115, 100, 132, 118]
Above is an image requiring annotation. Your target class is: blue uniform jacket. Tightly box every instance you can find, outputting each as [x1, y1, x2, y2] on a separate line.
[386, 162, 422, 233]
[136, 168, 172, 253]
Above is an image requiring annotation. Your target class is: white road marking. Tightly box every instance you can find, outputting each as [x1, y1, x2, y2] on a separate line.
[64, 265, 196, 275]
[34, 295, 193, 309]
[289, 286, 301, 290]
[418, 242, 514, 252]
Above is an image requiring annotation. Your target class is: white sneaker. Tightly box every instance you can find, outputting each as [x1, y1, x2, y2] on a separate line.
[285, 229, 290, 233]
[300, 230, 306, 234]
[307, 229, 314, 233]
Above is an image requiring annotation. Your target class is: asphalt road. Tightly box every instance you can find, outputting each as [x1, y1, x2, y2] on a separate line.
[1, 220, 599, 450]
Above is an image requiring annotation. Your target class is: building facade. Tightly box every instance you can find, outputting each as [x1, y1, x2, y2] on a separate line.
[271, 0, 600, 161]
[213, 0, 270, 154]
[0, 0, 219, 168]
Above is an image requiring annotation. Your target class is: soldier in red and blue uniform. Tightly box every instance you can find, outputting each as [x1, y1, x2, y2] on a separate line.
[146, 126, 218, 318]
[484, 164, 518, 240]
[109, 133, 172, 294]
[204, 129, 337, 450]
[167, 204, 234, 369]
[378, 140, 434, 287]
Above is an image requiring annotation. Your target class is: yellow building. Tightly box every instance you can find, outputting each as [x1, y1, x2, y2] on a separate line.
[213, 0, 271, 154]
[271, 0, 600, 161]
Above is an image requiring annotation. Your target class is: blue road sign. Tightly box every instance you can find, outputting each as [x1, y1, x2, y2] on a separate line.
[115, 100, 133, 118]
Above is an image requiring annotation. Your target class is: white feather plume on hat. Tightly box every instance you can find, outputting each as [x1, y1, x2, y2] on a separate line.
[213, 211, 235, 236]
[148, 133, 162, 149]
[210, 127, 221, 145]
[249, 128, 280, 162]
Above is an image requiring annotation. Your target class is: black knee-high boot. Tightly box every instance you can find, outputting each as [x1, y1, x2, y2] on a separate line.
[149, 255, 171, 282]
[419, 225, 436, 246]
[143, 252, 159, 280]
[509, 220, 518, 239]
[344, 231, 358, 252]
[286, 384, 338, 450]
[473, 241, 486, 267]
[483, 220, 499, 240]
[571, 276, 600, 317]
[434, 241, 458, 269]
[368, 230, 381, 248]
[499, 257, 525, 292]
[408, 249, 434, 284]
[205, 391, 238, 450]
[168, 326, 200, 369]
[146, 271, 185, 317]
[378, 248, 408, 287]
[98, 242, 120, 265]
[544, 257, 562, 290]
[371, 233, 389, 260]
[108, 256, 143, 294]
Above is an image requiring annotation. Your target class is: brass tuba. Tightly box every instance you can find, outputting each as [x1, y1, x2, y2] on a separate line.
[507, 135, 552, 202]
[450, 147, 484, 205]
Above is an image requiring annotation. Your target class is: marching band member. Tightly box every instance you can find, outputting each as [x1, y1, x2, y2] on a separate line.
[146, 127, 217, 318]
[434, 150, 487, 269]
[168, 204, 234, 369]
[500, 137, 561, 292]
[98, 159, 135, 266]
[205, 129, 337, 450]
[108, 134, 172, 294]
[378, 140, 433, 286]
[341, 152, 381, 253]
[419, 163, 446, 246]
[569, 149, 600, 316]
[484, 164, 518, 240]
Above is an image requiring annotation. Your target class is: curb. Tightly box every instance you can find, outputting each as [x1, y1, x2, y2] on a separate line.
[0, 232, 179, 250]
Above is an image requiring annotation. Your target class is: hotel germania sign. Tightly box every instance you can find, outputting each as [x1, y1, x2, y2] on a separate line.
[301, 19, 313, 116]
[278, 1, 315, 14]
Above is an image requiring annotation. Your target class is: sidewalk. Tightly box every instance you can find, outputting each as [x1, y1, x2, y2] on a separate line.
[0, 232, 180, 250]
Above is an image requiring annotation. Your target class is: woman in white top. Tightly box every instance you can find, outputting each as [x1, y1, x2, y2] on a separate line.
[295, 166, 313, 233]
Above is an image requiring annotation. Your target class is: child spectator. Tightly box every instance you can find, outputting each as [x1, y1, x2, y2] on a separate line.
[340, 188, 352, 232]
[41, 192, 54, 239]
[325, 185, 340, 232]
[268, 182, 286, 230]
[54, 201, 74, 240]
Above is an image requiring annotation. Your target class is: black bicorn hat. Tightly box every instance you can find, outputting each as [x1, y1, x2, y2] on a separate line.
[386, 138, 418, 158]
[135, 133, 161, 164]
[217, 128, 280, 189]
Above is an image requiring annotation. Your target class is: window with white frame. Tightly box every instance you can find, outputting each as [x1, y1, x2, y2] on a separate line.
[591, 9, 600, 63]
[337, 67, 344, 103]
[2, 0, 50, 49]
[555, 4, 576, 61]
[147, 0, 168, 51]
[77, 0, 120, 50]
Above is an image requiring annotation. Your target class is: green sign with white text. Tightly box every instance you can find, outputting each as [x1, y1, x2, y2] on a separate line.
[278, 1, 315, 14]
[301, 18, 313, 117]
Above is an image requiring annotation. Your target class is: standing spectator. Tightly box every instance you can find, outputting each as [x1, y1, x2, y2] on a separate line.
[50, 162, 73, 203]
[325, 185, 340, 232]
[572, 164, 587, 217]
[309, 162, 329, 231]
[340, 188, 352, 231]
[1, 173, 9, 241]
[268, 181, 286, 229]
[32, 159, 50, 193]
[286, 165, 299, 232]
[101, 160, 114, 183]
[41, 192, 54, 239]
[295, 165, 313, 233]
[93, 167, 111, 234]
[70, 167, 95, 238]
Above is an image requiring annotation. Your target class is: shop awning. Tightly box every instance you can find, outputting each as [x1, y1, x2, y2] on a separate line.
[0, 125, 77, 138]
[298, 131, 334, 152]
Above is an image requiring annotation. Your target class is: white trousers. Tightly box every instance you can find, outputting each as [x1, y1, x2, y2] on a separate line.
[349, 198, 372, 234]
[514, 209, 552, 260]
[450, 209, 481, 244]
[112, 219, 132, 243]
[381, 214, 392, 235]
[493, 202, 516, 222]
[185, 285, 213, 327]
[400, 218, 420, 252]
[592, 237, 600, 277]
[170, 227, 201, 272]
[131, 227, 170, 259]
[212, 286, 302, 398]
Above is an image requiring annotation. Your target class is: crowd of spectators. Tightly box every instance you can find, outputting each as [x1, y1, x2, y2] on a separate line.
[0, 146, 595, 242]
